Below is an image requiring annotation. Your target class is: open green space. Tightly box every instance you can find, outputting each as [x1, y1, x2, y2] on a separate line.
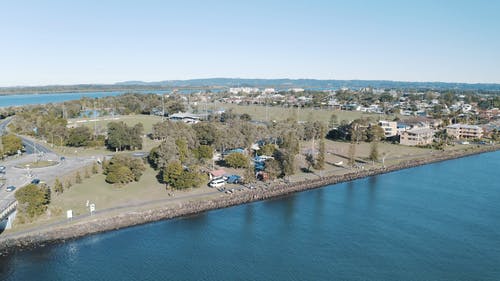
[67, 114, 162, 134]
[210, 103, 397, 123]
[49, 166, 211, 218]
[15, 160, 59, 169]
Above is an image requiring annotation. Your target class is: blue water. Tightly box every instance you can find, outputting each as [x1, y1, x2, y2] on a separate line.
[1, 152, 499, 280]
[0, 91, 168, 108]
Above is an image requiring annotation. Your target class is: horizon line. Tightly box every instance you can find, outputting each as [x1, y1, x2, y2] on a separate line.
[2, 77, 500, 88]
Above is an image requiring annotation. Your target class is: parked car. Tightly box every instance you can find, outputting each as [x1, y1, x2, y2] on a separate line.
[227, 175, 242, 184]
[6, 186, 16, 192]
[209, 178, 226, 188]
[31, 178, 40, 185]
[0, 166, 5, 173]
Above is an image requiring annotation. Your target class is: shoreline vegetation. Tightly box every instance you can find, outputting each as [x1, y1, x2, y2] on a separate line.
[1, 144, 498, 256]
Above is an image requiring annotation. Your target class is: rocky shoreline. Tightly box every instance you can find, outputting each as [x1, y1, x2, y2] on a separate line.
[0, 145, 498, 255]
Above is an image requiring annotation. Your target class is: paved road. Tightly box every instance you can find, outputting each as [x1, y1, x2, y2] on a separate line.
[0, 117, 52, 155]
[20, 136, 53, 154]
[0, 187, 225, 239]
[0, 118, 96, 219]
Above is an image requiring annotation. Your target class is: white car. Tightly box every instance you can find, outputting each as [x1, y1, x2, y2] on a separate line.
[209, 178, 226, 188]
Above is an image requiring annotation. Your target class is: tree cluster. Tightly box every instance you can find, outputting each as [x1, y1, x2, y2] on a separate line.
[162, 160, 205, 190]
[1, 134, 23, 156]
[15, 184, 50, 220]
[104, 154, 146, 184]
[106, 121, 143, 151]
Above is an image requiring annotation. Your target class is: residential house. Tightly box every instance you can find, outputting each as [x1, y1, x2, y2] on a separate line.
[446, 124, 483, 139]
[378, 120, 398, 137]
[400, 128, 435, 146]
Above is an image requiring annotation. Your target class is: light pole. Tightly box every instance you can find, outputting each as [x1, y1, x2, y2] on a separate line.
[382, 152, 390, 168]
[162, 94, 165, 121]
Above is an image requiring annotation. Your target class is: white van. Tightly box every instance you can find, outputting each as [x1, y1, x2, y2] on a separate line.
[209, 178, 226, 188]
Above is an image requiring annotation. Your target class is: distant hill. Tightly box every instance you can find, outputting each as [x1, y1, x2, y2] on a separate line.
[1, 78, 500, 95]
[115, 78, 500, 91]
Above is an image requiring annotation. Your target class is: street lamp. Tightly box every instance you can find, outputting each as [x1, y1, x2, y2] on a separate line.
[382, 152, 391, 168]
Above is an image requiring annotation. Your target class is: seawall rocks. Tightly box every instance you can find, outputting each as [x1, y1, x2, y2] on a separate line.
[0, 145, 498, 255]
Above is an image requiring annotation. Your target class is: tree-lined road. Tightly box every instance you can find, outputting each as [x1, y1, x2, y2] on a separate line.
[0, 118, 97, 226]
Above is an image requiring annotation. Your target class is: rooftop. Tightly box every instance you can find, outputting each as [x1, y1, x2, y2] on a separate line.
[446, 124, 481, 129]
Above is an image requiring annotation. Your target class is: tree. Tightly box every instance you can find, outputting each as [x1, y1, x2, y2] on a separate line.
[106, 121, 143, 151]
[15, 184, 50, 219]
[152, 121, 198, 148]
[328, 114, 338, 129]
[315, 133, 326, 170]
[91, 163, 99, 174]
[193, 145, 213, 161]
[243, 164, 256, 184]
[106, 165, 135, 184]
[54, 178, 64, 195]
[166, 101, 185, 114]
[240, 113, 252, 121]
[350, 122, 366, 143]
[1, 134, 23, 155]
[163, 160, 183, 187]
[305, 153, 315, 172]
[176, 138, 189, 164]
[174, 169, 205, 190]
[281, 131, 300, 155]
[84, 168, 90, 178]
[105, 154, 145, 183]
[149, 139, 179, 169]
[275, 149, 296, 178]
[66, 126, 92, 147]
[258, 143, 277, 156]
[65, 179, 72, 189]
[369, 142, 379, 161]
[192, 122, 220, 146]
[162, 160, 205, 189]
[75, 171, 82, 184]
[224, 153, 250, 168]
[366, 125, 385, 142]
[264, 159, 281, 180]
[348, 142, 356, 167]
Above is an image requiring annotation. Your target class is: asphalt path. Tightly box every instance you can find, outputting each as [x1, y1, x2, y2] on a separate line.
[0, 188, 223, 239]
[0, 118, 96, 220]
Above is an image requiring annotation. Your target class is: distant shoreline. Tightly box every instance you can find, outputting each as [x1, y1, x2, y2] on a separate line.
[0, 145, 498, 255]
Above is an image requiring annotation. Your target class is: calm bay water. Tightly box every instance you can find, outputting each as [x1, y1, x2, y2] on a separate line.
[0, 91, 169, 107]
[1, 151, 499, 280]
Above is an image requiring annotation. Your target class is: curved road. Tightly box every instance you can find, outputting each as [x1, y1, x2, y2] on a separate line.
[0, 118, 96, 224]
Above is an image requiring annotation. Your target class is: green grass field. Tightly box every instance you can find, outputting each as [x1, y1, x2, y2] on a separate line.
[209, 103, 397, 123]
[50, 167, 167, 217]
[67, 114, 162, 134]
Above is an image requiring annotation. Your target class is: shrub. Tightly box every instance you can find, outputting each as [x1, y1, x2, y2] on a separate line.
[224, 153, 249, 168]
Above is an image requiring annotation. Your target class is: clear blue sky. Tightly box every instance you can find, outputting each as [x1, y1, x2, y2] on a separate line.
[1, 0, 499, 86]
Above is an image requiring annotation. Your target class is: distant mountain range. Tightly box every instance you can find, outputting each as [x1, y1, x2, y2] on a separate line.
[1, 78, 500, 95]
[115, 78, 500, 91]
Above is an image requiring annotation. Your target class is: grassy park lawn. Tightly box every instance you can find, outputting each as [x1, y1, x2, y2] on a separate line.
[210, 103, 397, 123]
[51, 137, 160, 157]
[67, 114, 162, 135]
[15, 160, 59, 169]
[49, 166, 212, 218]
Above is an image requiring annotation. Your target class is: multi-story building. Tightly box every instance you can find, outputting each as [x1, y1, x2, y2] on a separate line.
[378, 120, 398, 137]
[446, 124, 483, 139]
[400, 128, 435, 146]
